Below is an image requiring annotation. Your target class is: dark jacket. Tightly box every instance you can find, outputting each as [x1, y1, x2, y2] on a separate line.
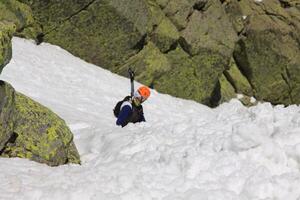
[116, 97, 145, 127]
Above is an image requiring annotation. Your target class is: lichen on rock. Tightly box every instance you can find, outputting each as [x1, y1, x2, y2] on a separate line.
[0, 21, 16, 73]
[233, 1, 300, 105]
[17, 0, 300, 107]
[0, 0, 41, 39]
[0, 81, 80, 166]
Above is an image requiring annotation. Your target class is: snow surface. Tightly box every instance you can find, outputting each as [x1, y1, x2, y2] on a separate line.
[1, 37, 300, 200]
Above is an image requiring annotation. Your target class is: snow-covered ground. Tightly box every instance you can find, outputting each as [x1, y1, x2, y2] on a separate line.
[1, 37, 300, 200]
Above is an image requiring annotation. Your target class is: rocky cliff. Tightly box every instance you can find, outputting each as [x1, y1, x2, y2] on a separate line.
[17, 0, 300, 106]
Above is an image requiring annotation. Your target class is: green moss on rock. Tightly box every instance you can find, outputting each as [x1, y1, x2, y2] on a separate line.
[223, 0, 245, 34]
[163, 0, 193, 30]
[0, 0, 41, 39]
[116, 42, 171, 87]
[19, 0, 300, 107]
[0, 81, 80, 166]
[154, 47, 223, 106]
[224, 57, 253, 96]
[219, 74, 236, 104]
[0, 81, 15, 152]
[155, 0, 169, 9]
[0, 21, 16, 73]
[181, 0, 238, 58]
[233, 13, 300, 105]
[42, 0, 155, 69]
[151, 17, 180, 52]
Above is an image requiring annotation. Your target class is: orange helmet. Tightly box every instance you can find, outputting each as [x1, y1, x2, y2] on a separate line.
[137, 86, 150, 99]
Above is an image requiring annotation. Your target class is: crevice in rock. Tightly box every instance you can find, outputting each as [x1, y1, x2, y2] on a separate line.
[186, 10, 195, 23]
[232, 44, 256, 92]
[0, 81, 6, 112]
[223, 70, 238, 93]
[237, 26, 246, 36]
[132, 34, 148, 51]
[178, 36, 193, 56]
[281, 66, 294, 103]
[7, 132, 18, 144]
[0, 132, 18, 155]
[163, 41, 178, 53]
[42, 0, 97, 37]
[158, 0, 170, 9]
[265, 11, 287, 22]
[209, 80, 221, 107]
[36, 33, 44, 45]
[193, 1, 207, 11]
[279, 0, 292, 8]
[186, 1, 208, 24]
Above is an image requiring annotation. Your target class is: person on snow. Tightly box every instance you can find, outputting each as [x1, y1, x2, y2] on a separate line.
[114, 86, 151, 127]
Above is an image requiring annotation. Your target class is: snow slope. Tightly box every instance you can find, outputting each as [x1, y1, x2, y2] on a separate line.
[1, 37, 300, 200]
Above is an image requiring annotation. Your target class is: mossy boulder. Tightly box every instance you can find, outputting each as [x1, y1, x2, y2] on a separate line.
[115, 42, 171, 87]
[162, 0, 193, 30]
[0, 21, 15, 74]
[223, 0, 246, 34]
[150, 17, 180, 52]
[181, 0, 238, 58]
[0, 0, 41, 39]
[0, 81, 80, 166]
[233, 0, 300, 105]
[0, 80, 15, 152]
[154, 47, 224, 106]
[0, 0, 41, 73]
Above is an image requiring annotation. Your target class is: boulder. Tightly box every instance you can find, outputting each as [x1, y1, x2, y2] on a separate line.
[0, 21, 15, 74]
[0, 81, 80, 166]
[150, 17, 180, 52]
[154, 46, 224, 106]
[233, 0, 300, 105]
[0, 0, 41, 39]
[115, 42, 171, 87]
[223, 0, 246, 34]
[0, 81, 15, 153]
[181, 0, 238, 59]
[0, 0, 41, 73]
[163, 0, 193, 30]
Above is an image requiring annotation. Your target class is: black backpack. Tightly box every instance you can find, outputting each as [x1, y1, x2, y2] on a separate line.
[113, 96, 131, 117]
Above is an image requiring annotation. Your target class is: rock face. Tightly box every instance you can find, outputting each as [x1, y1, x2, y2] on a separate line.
[229, 0, 300, 104]
[0, 0, 80, 166]
[17, 0, 300, 106]
[0, 81, 80, 166]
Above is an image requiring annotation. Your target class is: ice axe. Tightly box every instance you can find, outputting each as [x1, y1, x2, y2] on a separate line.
[128, 68, 135, 97]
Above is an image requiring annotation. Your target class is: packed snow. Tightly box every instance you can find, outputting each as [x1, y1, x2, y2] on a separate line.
[1, 37, 300, 200]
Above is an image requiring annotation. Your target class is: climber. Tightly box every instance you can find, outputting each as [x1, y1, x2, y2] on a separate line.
[114, 86, 151, 127]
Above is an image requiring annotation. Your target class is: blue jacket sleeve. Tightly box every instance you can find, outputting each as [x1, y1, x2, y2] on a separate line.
[116, 105, 132, 127]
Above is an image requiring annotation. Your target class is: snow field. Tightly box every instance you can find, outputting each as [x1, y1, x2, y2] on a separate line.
[0, 38, 300, 199]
